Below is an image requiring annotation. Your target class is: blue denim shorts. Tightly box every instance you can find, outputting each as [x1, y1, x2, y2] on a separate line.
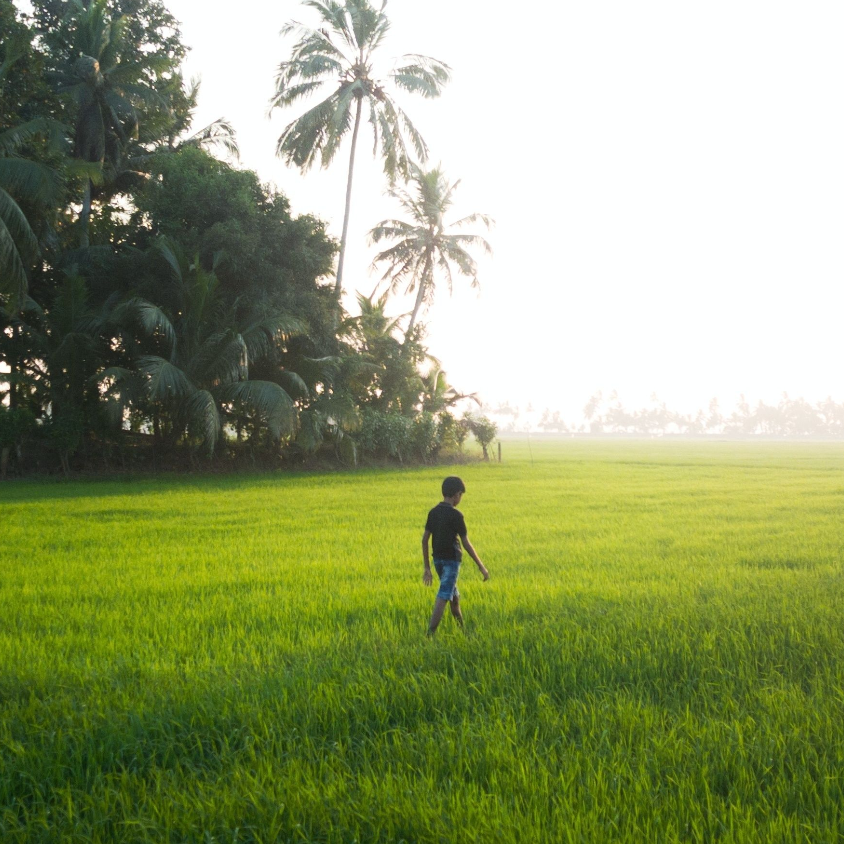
[434, 559, 460, 601]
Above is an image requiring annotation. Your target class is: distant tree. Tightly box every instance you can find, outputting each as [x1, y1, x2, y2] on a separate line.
[816, 397, 844, 436]
[778, 394, 822, 436]
[270, 0, 450, 300]
[583, 391, 603, 433]
[725, 394, 755, 434]
[464, 413, 497, 461]
[706, 397, 723, 433]
[539, 409, 568, 433]
[370, 163, 492, 341]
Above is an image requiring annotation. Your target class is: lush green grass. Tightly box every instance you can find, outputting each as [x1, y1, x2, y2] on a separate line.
[2, 441, 844, 843]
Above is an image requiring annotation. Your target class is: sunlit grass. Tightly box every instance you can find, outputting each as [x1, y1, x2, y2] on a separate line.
[2, 441, 843, 842]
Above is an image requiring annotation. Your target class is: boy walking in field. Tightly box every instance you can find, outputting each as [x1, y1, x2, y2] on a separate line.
[422, 476, 489, 636]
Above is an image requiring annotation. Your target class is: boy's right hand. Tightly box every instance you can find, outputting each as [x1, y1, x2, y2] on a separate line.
[478, 564, 490, 582]
[423, 569, 432, 586]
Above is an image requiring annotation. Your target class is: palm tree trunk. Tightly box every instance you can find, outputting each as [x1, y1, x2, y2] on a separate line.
[405, 279, 426, 341]
[404, 251, 433, 343]
[80, 179, 92, 248]
[335, 95, 363, 302]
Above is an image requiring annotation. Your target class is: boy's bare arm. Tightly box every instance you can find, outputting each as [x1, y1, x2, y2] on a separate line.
[461, 535, 490, 581]
[422, 529, 432, 585]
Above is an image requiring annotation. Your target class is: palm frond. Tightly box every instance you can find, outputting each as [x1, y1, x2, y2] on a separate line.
[451, 212, 495, 230]
[280, 17, 350, 66]
[186, 388, 221, 451]
[217, 380, 296, 439]
[302, 0, 359, 53]
[436, 251, 455, 296]
[182, 118, 240, 160]
[368, 220, 415, 243]
[0, 119, 68, 157]
[390, 55, 451, 98]
[296, 407, 324, 452]
[447, 232, 493, 255]
[374, 106, 403, 181]
[152, 237, 185, 285]
[275, 91, 344, 170]
[320, 84, 356, 166]
[0, 158, 61, 206]
[0, 188, 39, 260]
[138, 356, 195, 401]
[189, 330, 243, 385]
[240, 313, 304, 365]
[391, 101, 428, 166]
[440, 240, 479, 285]
[113, 297, 177, 356]
[0, 215, 30, 311]
[269, 79, 327, 112]
[277, 369, 310, 399]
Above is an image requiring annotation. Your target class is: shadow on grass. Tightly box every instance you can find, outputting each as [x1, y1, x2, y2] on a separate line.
[0, 463, 446, 505]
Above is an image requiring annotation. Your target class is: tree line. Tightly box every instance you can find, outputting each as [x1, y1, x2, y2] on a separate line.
[487, 393, 844, 437]
[0, 0, 496, 477]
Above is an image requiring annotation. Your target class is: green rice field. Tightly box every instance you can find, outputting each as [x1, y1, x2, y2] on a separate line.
[2, 441, 844, 843]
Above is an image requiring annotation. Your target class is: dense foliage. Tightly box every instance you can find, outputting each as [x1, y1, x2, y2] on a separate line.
[0, 0, 493, 476]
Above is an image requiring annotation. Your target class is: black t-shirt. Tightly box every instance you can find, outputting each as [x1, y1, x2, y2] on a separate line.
[425, 502, 468, 562]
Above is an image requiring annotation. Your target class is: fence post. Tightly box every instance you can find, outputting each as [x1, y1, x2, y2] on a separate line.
[497, 441, 502, 463]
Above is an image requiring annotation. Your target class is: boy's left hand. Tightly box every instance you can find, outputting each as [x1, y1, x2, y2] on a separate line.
[423, 569, 432, 586]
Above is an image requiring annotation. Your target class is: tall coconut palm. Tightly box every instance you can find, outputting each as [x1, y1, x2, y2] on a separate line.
[369, 163, 493, 342]
[270, 0, 450, 300]
[52, 0, 164, 246]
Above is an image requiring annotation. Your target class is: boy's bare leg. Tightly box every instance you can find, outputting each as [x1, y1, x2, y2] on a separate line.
[427, 598, 449, 636]
[449, 596, 464, 629]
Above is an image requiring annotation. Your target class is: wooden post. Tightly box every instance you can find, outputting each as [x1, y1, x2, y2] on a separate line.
[497, 441, 502, 463]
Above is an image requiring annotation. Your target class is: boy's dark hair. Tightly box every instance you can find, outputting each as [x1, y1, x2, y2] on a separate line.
[442, 476, 466, 498]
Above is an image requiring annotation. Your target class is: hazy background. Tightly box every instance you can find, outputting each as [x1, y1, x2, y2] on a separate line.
[33, 0, 844, 420]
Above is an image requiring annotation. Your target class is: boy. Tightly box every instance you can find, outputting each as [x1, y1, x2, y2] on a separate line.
[422, 476, 489, 636]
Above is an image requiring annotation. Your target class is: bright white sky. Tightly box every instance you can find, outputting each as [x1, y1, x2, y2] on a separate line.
[32, 1, 844, 420]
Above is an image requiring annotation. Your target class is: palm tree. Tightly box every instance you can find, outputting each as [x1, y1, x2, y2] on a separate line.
[164, 75, 239, 160]
[346, 291, 428, 413]
[112, 239, 303, 453]
[420, 364, 478, 414]
[52, 0, 164, 246]
[270, 0, 450, 300]
[369, 163, 492, 342]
